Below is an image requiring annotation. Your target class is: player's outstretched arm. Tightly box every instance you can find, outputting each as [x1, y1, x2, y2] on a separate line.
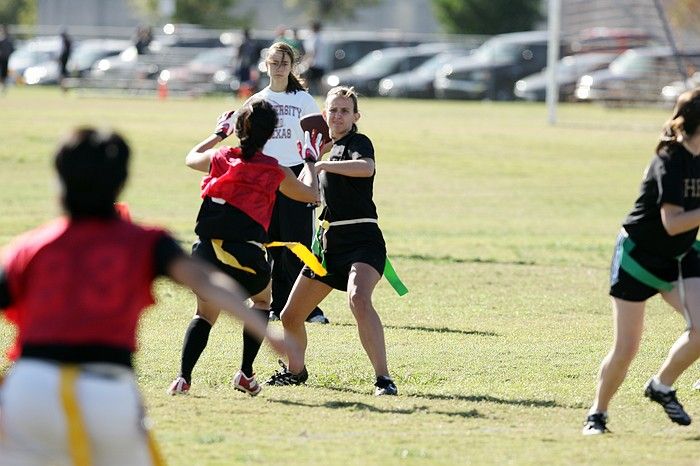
[660, 203, 700, 236]
[316, 158, 375, 178]
[185, 134, 220, 172]
[166, 255, 289, 355]
[279, 164, 320, 204]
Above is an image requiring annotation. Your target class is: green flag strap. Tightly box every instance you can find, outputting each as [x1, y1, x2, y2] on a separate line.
[383, 257, 408, 296]
[314, 218, 408, 296]
[620, 237, 673, 292]
[311, 224, 326, 268]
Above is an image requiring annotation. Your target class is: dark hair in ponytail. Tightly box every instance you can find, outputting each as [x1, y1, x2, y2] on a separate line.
[657, 87, 700, 155]
[266, 41, 307, 93]
[235, 99, 278, 159]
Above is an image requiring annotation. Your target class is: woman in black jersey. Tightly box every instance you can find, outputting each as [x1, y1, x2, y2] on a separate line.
[168, 100, 319, 396]
[583, 88, 700, 435]
[265, 86, 397, 396]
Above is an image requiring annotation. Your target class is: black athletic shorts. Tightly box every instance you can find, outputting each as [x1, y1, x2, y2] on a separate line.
[609, 231, 700, 302]
[302, 244, 386, 292]
[192, 239, 270, 297]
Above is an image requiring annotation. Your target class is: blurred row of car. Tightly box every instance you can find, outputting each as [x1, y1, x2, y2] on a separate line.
[317, 28, 699, 105]
[7, 25, 699, 105]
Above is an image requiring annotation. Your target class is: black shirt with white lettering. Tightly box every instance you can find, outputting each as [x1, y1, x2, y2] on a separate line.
[319, 131, 385, 253]
[623, 144, 700, 258]
[320, 131, 378, 222]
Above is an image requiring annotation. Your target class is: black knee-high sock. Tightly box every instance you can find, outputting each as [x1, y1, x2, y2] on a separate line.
[240, 308, 270, 377]
[179, 317, 212, 384]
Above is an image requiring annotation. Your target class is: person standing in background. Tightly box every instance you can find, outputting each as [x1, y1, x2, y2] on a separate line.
[302, 21, 327, 96]
[235, 28, 258, 94]
[58, 29, 72, 92]
[134, 26, 153, 55]
[0, 24, 15, 94]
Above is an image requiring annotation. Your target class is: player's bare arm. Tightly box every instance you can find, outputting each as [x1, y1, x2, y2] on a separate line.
[185, 134, 220, 172]
[166, 254, 288, 355]
[316, 157, 375, 177]
[279, 165, 320, 204]
[660, 203, 700, 236]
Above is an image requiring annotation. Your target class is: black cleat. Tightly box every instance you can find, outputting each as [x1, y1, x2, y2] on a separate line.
[374, 375, 398, 396]
[644, 379, 692, 426]
[582, 412, 610, 435]
[265, 359, 308, 386]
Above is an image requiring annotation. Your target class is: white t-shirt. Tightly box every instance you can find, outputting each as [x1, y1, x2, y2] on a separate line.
[254, 87, 320, 167]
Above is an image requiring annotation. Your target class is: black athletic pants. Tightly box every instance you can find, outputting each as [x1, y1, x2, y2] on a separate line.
[268, 163, 324, 319]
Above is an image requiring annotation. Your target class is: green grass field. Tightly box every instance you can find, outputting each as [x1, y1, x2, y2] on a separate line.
[1, 87, 699, 465]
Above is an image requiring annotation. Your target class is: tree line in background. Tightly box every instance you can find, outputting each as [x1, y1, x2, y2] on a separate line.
[0, 0, 35, 26]
[3, 0, 697, 37]
[132, 0, 543, 33]
[1, 0, 540, 34]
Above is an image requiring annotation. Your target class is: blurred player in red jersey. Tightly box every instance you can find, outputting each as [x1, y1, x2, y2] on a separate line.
[0, 127, 290, 465]
[168, 99, 320, 396]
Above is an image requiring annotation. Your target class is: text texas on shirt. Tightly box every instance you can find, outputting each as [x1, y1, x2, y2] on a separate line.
[268, 100, 303, 140]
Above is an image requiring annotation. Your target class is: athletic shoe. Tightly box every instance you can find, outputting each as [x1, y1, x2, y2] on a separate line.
[265, 359, 308, 386]
[693, 379, 700, 390]
[582, 413, 609, 435]
[232, 370, 262, 396]
[644, 379, 692, 426]
[167, 376, 190, 395]
[374, 376, 398, 396]
[307, 314, 330, 324]
[268, 311, 280, 321]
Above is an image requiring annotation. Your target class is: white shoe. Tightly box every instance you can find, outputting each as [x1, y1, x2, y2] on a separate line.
[232, 370, 262, 396]
[693, 379, 700, 390]
[167, 376, 190, 395]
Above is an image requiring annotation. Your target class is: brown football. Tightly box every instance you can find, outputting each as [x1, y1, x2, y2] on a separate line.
[300, 113, 331, 145]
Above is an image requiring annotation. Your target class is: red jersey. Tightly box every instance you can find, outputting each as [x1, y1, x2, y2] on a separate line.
[200, 147, 285, 231]
[2, 217, 168, 358]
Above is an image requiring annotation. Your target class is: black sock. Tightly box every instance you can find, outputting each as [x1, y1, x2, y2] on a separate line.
[179, 317, 212, 384]
[375, 375, 394, 388]
[240, 307, 270, 377]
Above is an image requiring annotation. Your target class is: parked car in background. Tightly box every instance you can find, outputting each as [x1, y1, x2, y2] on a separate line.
[313, 35, 418, 74]
[575, 47, 700, 103]
[378, 47, 475, 98]
[434, 30, 558, 100]
[514, 52, 618, 101]
[158, 47, 235, 92]
[24, 39, 131, 85]
[7, 36, 62, 84]
[569, 27, 657, 54]
[321, 43, 451, 96]
[661, 71, 700, 103]
[69, 39, 132, 76]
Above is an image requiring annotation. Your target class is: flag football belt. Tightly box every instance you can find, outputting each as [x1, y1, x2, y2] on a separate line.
[211, 239, 327, 277]
[59, 365, 165, 466]
[620, 237, 700, 292]
[312, 218, 408, 296]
